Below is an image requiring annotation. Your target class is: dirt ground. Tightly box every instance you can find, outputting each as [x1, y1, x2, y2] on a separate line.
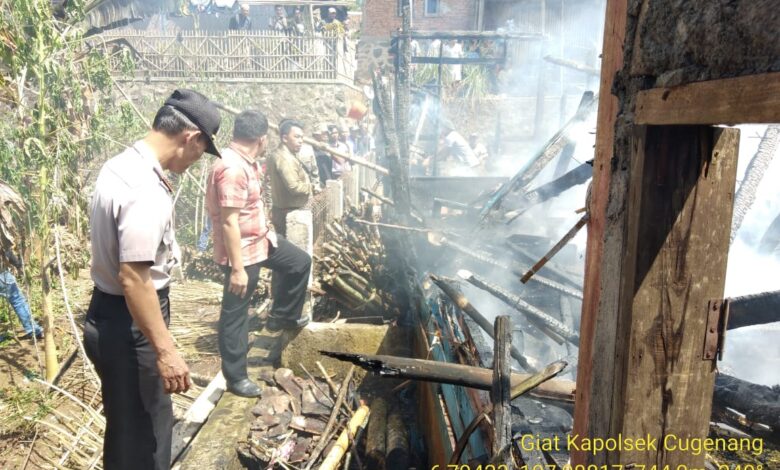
[0, 269, 227, 469]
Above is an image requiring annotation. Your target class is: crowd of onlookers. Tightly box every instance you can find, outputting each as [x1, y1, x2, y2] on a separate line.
[229, 3, 349, 35]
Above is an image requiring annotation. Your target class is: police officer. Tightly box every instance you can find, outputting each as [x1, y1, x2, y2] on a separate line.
[85, 89, 222, 470]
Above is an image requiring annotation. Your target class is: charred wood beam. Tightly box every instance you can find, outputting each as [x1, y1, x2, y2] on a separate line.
[429, 233, 583, 299]
[504, 161, 593, 222]
[360, 187, 395, 206]
[400, 31, 546, 40]
[386, 407, 410, 470]
[393, 2, 413, 222]
[458, 270, 580, 346]
[713, 374, 780, 432]
[492, 316, 512, 464]
[412, 56, 505, 65]
[429, 275, 539, 372]
[319, 351, 572, 402]
[365, 397, 387, 470]
[480, 91, 597, 219]
[727, 290, 780, 330]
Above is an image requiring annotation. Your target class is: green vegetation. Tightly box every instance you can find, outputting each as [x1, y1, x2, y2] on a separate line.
[0, 0, 115, 379]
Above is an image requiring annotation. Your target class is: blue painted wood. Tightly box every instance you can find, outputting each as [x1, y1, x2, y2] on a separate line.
[428, 299, 490, 463]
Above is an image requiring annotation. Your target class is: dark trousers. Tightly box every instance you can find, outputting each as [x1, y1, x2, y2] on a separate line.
[84, 288, 172, 470]
[218, 236, 311, 383]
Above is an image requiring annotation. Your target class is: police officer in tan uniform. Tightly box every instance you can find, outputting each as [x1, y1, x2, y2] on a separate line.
[86, 89, 222, 470]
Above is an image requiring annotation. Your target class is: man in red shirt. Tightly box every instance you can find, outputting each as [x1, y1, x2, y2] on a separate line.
[206, 110, 311, 397]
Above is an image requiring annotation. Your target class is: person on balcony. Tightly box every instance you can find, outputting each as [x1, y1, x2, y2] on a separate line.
[268, 5, 290, 33]
[229, 3, 253, 31]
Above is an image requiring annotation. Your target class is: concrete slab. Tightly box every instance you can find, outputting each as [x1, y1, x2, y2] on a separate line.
[177, 321, 408, 469]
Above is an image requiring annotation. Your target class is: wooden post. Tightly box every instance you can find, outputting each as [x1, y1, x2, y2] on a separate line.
[394, 1, 413, 221]
[570, 0, 627, 463]
[583, 126, 739, 466]
[491, 316, 512, 466]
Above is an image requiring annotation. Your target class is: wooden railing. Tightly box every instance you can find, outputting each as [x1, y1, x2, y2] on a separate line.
[97, 30, 356, 83]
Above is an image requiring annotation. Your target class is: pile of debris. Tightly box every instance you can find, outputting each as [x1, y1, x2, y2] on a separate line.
[313, 210, 400, 322]
[237, 366, 368, 470]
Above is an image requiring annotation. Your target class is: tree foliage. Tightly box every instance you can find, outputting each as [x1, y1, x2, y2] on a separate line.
[0, 0, 114, 256]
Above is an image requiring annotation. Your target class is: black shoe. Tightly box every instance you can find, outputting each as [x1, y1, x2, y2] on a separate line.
[227, 378, 263, 398]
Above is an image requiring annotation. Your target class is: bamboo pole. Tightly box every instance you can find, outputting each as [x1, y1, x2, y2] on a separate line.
[317, 405, 370, 470]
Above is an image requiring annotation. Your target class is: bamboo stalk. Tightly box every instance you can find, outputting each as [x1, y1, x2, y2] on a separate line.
[520, 213, 589, 283]
[305, 366, 356, 470]
[317, 405, 370, 470]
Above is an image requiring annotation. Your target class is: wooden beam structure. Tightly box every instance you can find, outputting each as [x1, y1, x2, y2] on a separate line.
[402, 31, 546, 40]
[570, 0, 627, 463]
[591, 126, 738, 466]
[635, 72, 780, 125]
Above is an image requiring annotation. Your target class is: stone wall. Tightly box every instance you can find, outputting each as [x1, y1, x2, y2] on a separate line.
[624, 0, 780, 88]
[356, 37, 394, 82]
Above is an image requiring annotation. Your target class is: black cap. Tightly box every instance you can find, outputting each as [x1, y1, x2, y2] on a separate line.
[164, 89, 222, 158]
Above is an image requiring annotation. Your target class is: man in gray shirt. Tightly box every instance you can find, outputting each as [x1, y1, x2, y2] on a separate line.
[86, 89, 222, 470]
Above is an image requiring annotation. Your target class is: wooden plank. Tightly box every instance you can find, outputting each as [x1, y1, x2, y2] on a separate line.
[570, 0, 627, 464]
[589, 126, 739, 466]
[490, 316, 512, 463]
[635, 72, 780, 125]
[170, 372, 227, 465]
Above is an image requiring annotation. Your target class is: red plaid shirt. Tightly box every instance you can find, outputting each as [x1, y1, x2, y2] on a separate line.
[206, 146, 277, 267]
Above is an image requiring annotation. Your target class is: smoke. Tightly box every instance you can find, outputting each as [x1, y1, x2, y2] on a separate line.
[718, 124, 780, 386]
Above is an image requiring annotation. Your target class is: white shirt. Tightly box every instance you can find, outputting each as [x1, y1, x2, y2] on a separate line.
[90, 141, 179, 295]
[445, 131, 479, 167]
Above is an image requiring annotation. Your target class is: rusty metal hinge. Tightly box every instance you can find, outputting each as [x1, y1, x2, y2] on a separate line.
[703, 298, 730, 361]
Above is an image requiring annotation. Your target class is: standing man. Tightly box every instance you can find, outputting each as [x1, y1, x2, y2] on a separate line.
[313, 124, 333, 186]
[207, 111, 311, 396]
[86, 89, 221, 470]
[269, 5, 289, 32]
[229, 3, 253, 31]
[267, 119, 314, 238]
[327, 124, 350, 179]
